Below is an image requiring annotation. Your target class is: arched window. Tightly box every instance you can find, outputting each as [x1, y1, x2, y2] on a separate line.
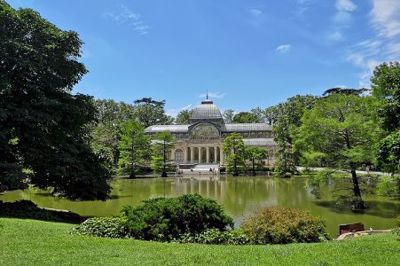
[175, 149, 184, 163]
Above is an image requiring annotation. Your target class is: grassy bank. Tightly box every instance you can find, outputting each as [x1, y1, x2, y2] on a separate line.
[0, 218, 399, 266]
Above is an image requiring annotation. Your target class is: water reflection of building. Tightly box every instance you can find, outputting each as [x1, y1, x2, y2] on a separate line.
[145, 97, 276, 169]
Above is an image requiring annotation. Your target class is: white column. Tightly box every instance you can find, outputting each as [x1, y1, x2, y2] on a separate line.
[190, 147, 195, 163]
[206, 147, 210, 164]
[220, 146, 224, 165]
[214, 146, 217, 163]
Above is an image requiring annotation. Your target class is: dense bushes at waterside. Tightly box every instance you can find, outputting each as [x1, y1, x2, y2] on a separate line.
[73, 194, 234, 242]
[122, 194, 234, 241]
[73, 196, 329, 245]
[241, 207, 329, 244]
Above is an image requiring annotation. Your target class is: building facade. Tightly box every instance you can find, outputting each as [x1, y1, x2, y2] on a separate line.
[145, 98, 276, 168]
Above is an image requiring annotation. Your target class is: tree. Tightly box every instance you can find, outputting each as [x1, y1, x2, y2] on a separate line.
[118, 121, 150, 178]
[323, 87, 368, 96]
[264, 106, 279, 125]
[271, 95, 317, 176]
[223, 133, 246, 176]
[372, 62, 400, 197]
[371, 62, 400, 99]
[250, 107, 266, 123]
[151, 131, 175, 177]
[90, 99, 136, 169]
[0, 2, 111, 200]
[296, 94, 382, 210]
[245, 147, 268, 176]
[175, 110, 193, 124]
[223, 109, 235, 123]
[232, 112, 260, 123]
[133, 98, 173, 128]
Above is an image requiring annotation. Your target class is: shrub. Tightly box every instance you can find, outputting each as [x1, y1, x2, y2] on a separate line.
[72, 217, 131, 238]
[393, 216, 400, 237]
[177, 229, 250, 245]
[122, 194, 234, 242]
[241, 207, 329, 244]
[377, 176, 400, 199]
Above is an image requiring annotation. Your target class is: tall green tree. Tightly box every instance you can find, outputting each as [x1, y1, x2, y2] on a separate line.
[372, 62, 400, 197]
[223, 133, 246, 176]
[175, 109, 193, 124]
[0, 2, 111, 199]
[232, 112, 260, 123]
[296, 94, 382, 209]
[118, 121, 150, 178]
[151, 131, 175, 177]
[133, 98, 173, 128]
[245, 146, 268, 176]
[264, 105, 279, 125]
[90, 99, 135, 169]
[271, 95, 317, 176]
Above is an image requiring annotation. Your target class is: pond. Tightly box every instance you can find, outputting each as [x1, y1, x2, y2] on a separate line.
[1, 176, 399, 237]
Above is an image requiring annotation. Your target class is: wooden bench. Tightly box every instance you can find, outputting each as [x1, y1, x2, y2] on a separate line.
[339, 223, 365, 236]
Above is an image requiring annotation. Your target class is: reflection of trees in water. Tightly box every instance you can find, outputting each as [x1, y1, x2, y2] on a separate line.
[1, 177, 399, 234]
[315, 200, 400, 218]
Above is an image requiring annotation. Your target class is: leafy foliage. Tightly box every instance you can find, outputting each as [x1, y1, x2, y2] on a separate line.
[121, 194, 234, 242]
[151, 131, 176, 177]
[241, 207, 329, 244]
[295, 94, 382, 209]
[376, 175, 400, 199]
[90, 99, 136, 169]
[245, 146, 268, 175]
[175, 110, 193, 124]
[176, 229, 250, 245]
[232, 112, 261, 123]
[118, 121, 150, 177]
[223, 133, 246, 176]
[270, 95, 317, 176]
[0, 2, 111, 199]
[133, 98, 173, 128]
[72, 217, 131, 238]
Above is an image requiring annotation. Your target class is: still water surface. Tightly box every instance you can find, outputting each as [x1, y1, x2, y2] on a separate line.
[1, 176, 399, 236]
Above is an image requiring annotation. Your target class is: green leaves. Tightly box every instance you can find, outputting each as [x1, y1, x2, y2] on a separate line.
[0, 2, 111, 200]
[223, 133, 246, 176]
[118, 121, 150, 177]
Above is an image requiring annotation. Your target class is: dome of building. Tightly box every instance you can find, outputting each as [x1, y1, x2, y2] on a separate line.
[190, 99, 223, 121]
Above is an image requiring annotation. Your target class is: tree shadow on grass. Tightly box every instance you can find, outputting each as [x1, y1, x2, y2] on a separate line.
[315, 200, 400, 218]
[0, 200, 86, 224]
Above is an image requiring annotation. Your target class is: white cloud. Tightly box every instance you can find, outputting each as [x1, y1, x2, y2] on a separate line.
[294, 0, 313, 16]
[345, 0, 400, 87]
[199, 92, 226, 99]
[249, 8, 262, 17]
[104, 4, 149, 35]
[276, 44, 291, 54]
[326, 31, 344, 42]
[335, 0, 357, 12]
[370, 0, 400, 38]
[326, 0, 357, 43]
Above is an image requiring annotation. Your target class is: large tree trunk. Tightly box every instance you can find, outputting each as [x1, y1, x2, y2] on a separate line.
[350, 167, 366, 210]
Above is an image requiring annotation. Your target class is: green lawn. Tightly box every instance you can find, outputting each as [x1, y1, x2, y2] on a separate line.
[0, 218, 399, 266]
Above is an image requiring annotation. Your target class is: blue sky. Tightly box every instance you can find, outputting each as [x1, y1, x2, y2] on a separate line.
[7, 0, 400, 116]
